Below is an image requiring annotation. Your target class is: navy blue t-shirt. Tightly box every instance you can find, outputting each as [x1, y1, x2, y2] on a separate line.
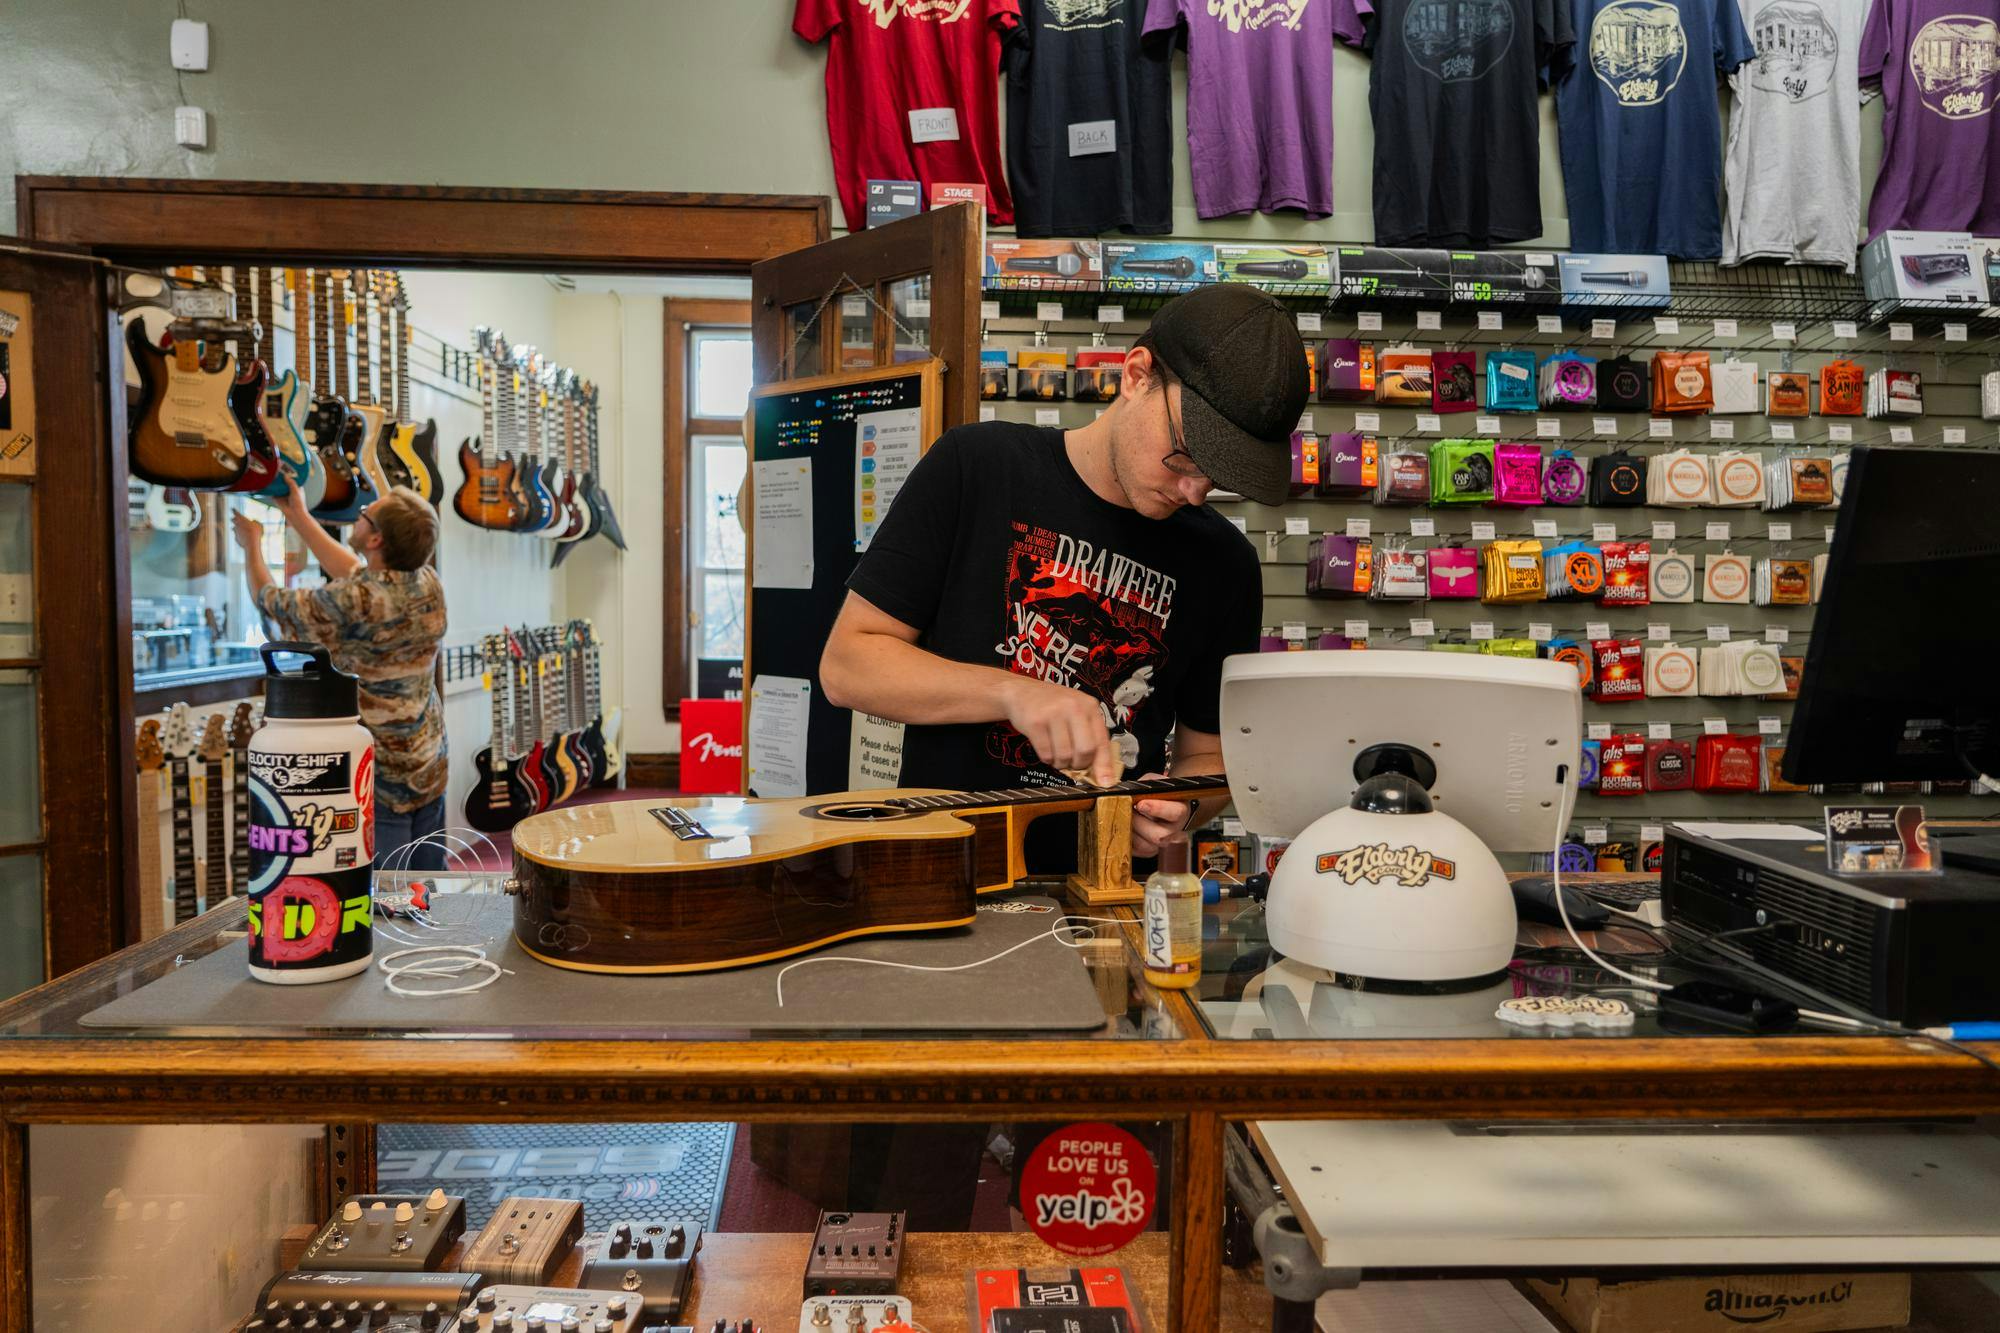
[1554, 0, 1755, 258]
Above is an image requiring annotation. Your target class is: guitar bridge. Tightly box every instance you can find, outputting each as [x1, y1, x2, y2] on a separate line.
[649, 806, 714, 841]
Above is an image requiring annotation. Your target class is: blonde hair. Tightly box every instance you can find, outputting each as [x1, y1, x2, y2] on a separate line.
[370, 486, 438, 571]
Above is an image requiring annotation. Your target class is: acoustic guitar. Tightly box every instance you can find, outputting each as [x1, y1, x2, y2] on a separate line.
[506, 775, 1228, 973]
[134, 718, 168, 942]
[384, 274, 441, 503]
[453, 327, 521, 530]
[127, 321, 249, 488]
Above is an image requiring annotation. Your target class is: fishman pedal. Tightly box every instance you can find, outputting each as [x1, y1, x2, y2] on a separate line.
[455, 1285, 643, 1332]
[300, 1190, 467, 1271]
[799, 1295, 914, 1331]
[577, 1220, 701, 1321]
[249, 1268, 486, 1329]
[802, 1211, 904, 1298]
[458, 1198, 585, 1285]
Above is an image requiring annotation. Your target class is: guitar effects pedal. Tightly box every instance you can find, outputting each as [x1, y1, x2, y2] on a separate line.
[454, 1285, 644, 1333]
[802, 1211, 904, 1298]
[300, 1190, 467, 1271]
[458, 1197, 585, 1285]
[250, 1269, 487, 1330]
[798, 1295, 914, 1331]
[576, 1219, 701, 1321]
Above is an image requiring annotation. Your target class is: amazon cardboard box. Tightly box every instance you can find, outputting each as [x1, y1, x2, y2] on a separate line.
[1529, 1272, 1909, 1333]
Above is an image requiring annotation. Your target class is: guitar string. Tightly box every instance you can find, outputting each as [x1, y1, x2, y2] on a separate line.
[772, 914, 1130, 1008]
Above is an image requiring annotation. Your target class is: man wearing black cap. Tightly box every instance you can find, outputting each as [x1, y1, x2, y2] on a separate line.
[821, 285, 1307, 866]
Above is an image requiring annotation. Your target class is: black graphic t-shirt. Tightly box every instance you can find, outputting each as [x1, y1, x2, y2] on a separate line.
[1335, 0, 1573, 245]
[1005, 0, 1175, 237]
[848, 421, 1260, 869]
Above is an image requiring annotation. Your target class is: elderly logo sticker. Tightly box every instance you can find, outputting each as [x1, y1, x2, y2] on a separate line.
[1316, 843, 1458, 886]
[1910, 16, 1999, 119]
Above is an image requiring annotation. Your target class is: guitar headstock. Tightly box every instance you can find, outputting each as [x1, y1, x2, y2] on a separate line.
[136, 719, 165, 771]
[228, 700, 257, 750]
[161, 702, 197, 758]
[197, 712, 228, 763]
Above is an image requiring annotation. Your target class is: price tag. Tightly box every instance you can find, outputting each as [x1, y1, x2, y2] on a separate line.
[1591, 318, 1617, 340]
[1417, 309, 1442, 331]
[1652, 521, 1677, 541]
[1537, 418, 1562, 438]
[1704, 717, 1728, 735]
[1641, 823, 1665, 843]
[1097, 304, 1126, 325]
[1345, 619, 1372, 640]
[1584, 826, 1608, 845]
[1035, 407, 1062, 426]
[1036, 302, 1064, 323]
[1706, 521, 1732, 542]
[1416, 414, 1443, 433]
[1296, 311, 1322, 333]
[1470, 621, 1495, 641]
[1889, 321, 1914, 342]
[1592, 522, 1618, 542]
[1945, 322, 1968, 343]
[1823, 524, 1836, 543]
[1647, 622, 1671, 641]
[1890, 425, 1913, 444]
[908, 298, 932, 318]
[1768, 521, 1792, 542]
[1588, 722, 1612, 740]
[1355, 412, 1381, 431]
[1358, 311, 1384, 332]
[1346, 517, 1372, 538]
[843, 295, 869, 317]
[1654, 316, 1680, 336]
[1533, 518, 1559, 538]
[1772, 421, 1796, 441]
[1529, 622, 1554, 642]
[1945, 426, 1968, 445]
[1222, 817, 1246, 837]
[1710, 419, 1735, 440]
[1707, 624, 1732, 642]
[1587, 620, 1611, 641]
[1285, 516, 1311, 536]
[1283, 622, 1307, 642]
[1713, 318, 1739, 338]
[981, 300, 1001, 320]
[1649, 418, 1674, 438]
[1593, 417, 1618, 436]
[1409, 618, 1436, 637]
[1298, 412, 1316, 435]
[1409, 517, 1436, 537]
[1772, 322, 1797, 342]
[1649, 721, 1673, 740]
[1471, 520, 1497, 541]
[1537, 315, 1563, 334]
[1228, 516, 1247, 534]
[1828, 423, 1853, 442]
[1766, 625, 1790, 644]
[1476, 415, 1502, 435]
[1759, 716, 1783, 736]
[979, 405, 998, 423]
[1478, 311, 1504, 331]
[1833, 321, 1858, 340]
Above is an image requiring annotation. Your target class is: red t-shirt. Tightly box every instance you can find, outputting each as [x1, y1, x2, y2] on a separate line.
[793, 0, 1021, 230]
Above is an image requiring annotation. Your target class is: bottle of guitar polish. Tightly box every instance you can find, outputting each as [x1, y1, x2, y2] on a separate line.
[246, 642, 375, 984]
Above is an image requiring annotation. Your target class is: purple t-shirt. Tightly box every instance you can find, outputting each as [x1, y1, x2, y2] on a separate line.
[1859, 0, 2000, 237]
[1142, 0, 1337, 218]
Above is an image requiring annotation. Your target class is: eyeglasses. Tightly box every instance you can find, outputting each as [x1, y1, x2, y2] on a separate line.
[1158, 379, 1208, 480]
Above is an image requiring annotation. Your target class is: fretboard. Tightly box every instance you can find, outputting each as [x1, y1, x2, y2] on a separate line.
[885, 774, 1226, 813]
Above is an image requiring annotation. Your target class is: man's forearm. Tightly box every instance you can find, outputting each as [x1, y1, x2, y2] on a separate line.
[822, 631, 1021, 725]
[285, 505, 362, 580]
[244, 548, 275, 598]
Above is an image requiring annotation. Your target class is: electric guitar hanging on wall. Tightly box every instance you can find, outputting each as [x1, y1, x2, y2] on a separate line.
[582, 381, 625, 551]
[161, 703, 200, 924]
[252, 266, 325, 506]
[344, 270, 395, 503]
[134, 718, 169, 942]
[306, 269, 367, 523]
[513, 347, 556, 534]
[576, 618, 619, 787]
[551, 625, 594, 791]
[536, 627, 582, 804]
[506, 775, 1231, 973]
[464, 633, 540, 832]
[510, 631, 552, 815]
[222, 266, 283, 495]
[453, 327, 521, 530]
[385, 273, 442, 504]
[197, 712, 229, 912]
[127, 320, 251, 488]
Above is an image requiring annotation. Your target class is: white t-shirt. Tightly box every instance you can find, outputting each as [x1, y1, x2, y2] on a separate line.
[1721, 0, 1873, 269]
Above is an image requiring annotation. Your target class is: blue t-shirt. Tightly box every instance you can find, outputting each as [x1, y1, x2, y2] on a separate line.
[1554, 0, 1756, 258]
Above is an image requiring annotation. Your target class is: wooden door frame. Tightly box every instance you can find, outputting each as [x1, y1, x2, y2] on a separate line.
[662, 298, 752, 723]
[13, 178, 827, 965]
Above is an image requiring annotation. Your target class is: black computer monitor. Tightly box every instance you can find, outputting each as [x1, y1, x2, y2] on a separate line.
[1783, 446, 2000, 787]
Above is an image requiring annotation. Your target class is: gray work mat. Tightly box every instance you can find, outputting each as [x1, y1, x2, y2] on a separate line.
[80, 893, 1111, 1035]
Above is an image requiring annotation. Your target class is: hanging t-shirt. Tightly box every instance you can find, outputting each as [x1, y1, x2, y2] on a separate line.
[1006, 1, 1175, 236]
[793, 0, 1023, 231]
[1722, 0, 1869, 268]
[1858, 0, 2000, 237]
[1141, 0, 1338, 219]
[1554, 0, 1757, 257]
[1333, 0, 1574, 245]
[846, 421, 1260, 870]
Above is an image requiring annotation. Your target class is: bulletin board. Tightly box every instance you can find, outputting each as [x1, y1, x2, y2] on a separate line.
[744, 359, 941, 796]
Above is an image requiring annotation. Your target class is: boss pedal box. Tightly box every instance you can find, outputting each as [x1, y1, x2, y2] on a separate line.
[798, 1294, 914, 1332]
[576, 1219, 701, 1320]
[455, 1285, 643, 1332]
[249, 1268, 487, 1329]
[457, 1197, 585, 1285]
[802, 1211, 904, 1298]
[300, 1189, 467, 1271]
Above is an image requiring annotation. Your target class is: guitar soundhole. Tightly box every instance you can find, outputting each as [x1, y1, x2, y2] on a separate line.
[804, 801, 917, 823]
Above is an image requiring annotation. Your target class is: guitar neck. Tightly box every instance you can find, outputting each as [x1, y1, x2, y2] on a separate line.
[884, 774, 1227, 814]
[488, 644, 508, 760]
[204, 755, 227, 907]
[394, 285, 410, 424]
[350, 273, 373, 405]
[332, 273, 353, 400]
[169, 761, 197, 923]
[375, 274, 395, 419]
[315, 270, 334, 396]
[231, 743, 249, 898]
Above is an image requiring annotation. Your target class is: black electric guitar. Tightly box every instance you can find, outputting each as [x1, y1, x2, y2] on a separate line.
[557, 625, 595, 790]
[303, 269, 363, 522]
[310, 270, 375, 524]
[582, 382, 625, 550]
[229, 701, 257, 900]
[574, 619, 615, 787]
[161, 703, 199, 924]
[464, 633, 539, 832]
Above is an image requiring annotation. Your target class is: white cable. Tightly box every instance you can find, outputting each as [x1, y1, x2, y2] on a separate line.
[774, 915, 1130, 1007]
[377, 943, 511, 998]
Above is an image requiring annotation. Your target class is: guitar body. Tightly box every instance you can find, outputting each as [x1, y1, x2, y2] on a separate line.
[597, 707, 623, 785]
[547, 736, 581, 806]
[313, 412, 378, 525]
[350, 402, 394, 500]
[225, 358, 283, 494]
[515, 458, 554, 533]
[257, 369, 326, 507]
[453, 440, 520, 530]
[144, 485, 203, 533]
[389, 420, 441, 503]
[126, 323, 249, 488]
[464, 748, 539, 833]
[587, 478, 627, 551]
[520, 740, 553, 814]
[539, 461, 569, 538]
[576, 471, 604, 541]
[305, 396, 360, 519]
[578, 716, 612, 789]
[560, 729, 594, 791]
[555, 477, 587, 541]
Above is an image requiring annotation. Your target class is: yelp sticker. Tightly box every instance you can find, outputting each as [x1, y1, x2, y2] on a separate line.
[1020, 1122, 1157, 1257]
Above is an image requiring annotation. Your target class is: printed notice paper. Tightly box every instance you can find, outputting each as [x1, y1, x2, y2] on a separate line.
[854, 406, 921, 552]
[753, 458, 814, 590]
[748, 675, 811, 798]
[847, 712, 906, 790]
